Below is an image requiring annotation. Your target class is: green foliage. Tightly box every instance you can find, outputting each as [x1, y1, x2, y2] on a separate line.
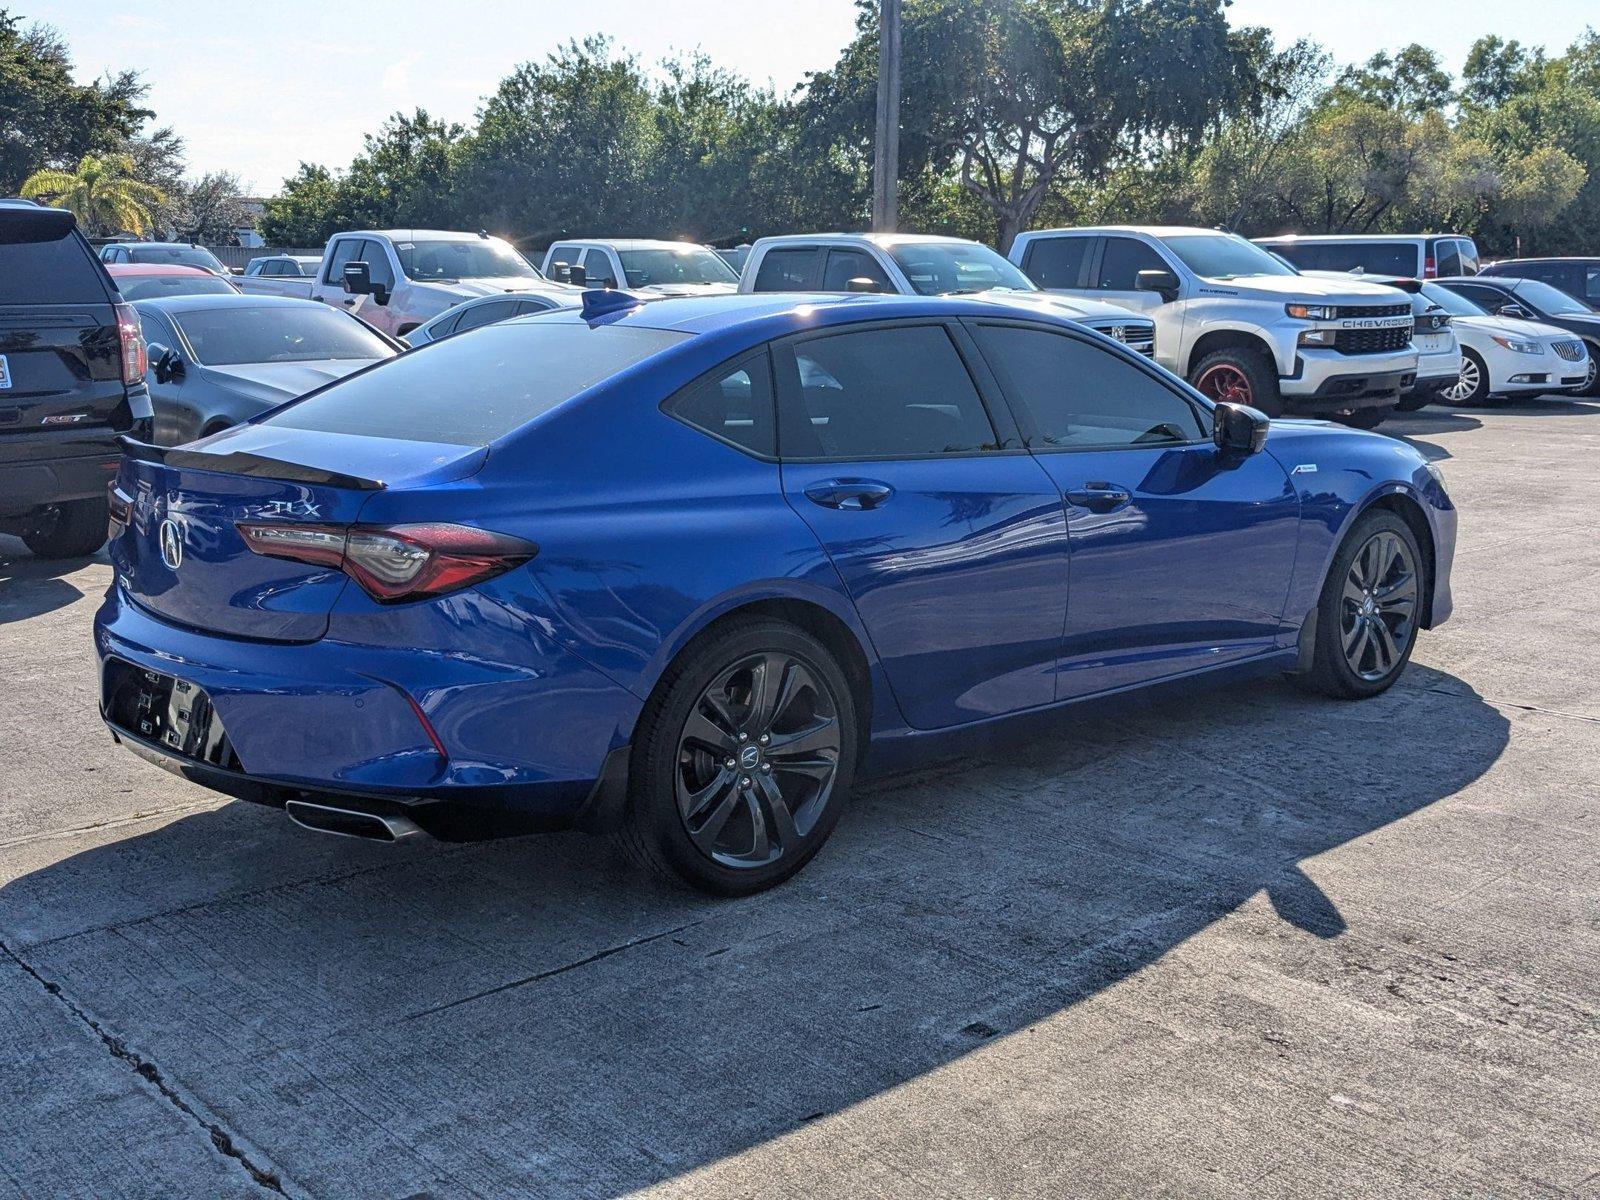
[20, 152, 167, 235]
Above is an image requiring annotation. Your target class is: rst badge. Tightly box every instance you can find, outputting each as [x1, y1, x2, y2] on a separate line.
[0, 353, 11, 390]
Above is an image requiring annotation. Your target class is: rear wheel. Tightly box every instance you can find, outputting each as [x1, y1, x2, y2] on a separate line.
[1190, 347, 1283, 418]
[1444, 349, 1490, 406]
[618, 618, 857, 894]
[1298, 510, 1423, 699]
[21, 497, 108, 560]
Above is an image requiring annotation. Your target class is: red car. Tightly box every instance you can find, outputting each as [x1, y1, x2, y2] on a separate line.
[107, 263, 241, 302]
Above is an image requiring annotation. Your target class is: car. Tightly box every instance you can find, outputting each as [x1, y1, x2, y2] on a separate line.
[0, 200, 152, 558]
[541, 239, 740, 295]
[1418, 282, 1592, 405]
[306, 229, 578, 338]
[1432, 275, 1600, 396]
[1479, 257, 1600, 311]
[96, 289, 1457, 894]
[1253, 233, 1481, 280]
[235, 254, 322, 298]
[740, 232, 1158, 357]
[403, 289, 580, 347]
[99, 241, 232, 276]
[1009, 226, 1421, 425]
[107, 262, 242, 301]
[1299, 272, 1461, 412]
[133, 294, 402, 445]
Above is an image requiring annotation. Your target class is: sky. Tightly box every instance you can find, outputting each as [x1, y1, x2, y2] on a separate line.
[21, 0, 1600, 195]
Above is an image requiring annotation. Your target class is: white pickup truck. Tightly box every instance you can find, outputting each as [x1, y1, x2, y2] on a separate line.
[540, 239, 739, 296]
[1007, 225, 1421, 424]
[738, 233, 1158, 357]
[290, 230, 575, 338]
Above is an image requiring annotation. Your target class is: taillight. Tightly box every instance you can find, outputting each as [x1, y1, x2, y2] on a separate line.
[236, 522, 537, 604]
[1422, 257, 1436, 279]
[107, 481, 133, 528]
[113, 302, 146, 385]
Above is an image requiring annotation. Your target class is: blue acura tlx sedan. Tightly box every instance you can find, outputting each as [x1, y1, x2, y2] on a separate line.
[96, 290, 1456, 894]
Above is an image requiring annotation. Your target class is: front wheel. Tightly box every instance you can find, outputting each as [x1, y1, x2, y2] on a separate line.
[1578, 344, 1600, 397]
[618, 618, 858, 894]
[1297, 510, 1424, 699]
[1189, 348, 1283, 418]
[1444, 349, 1490, 406]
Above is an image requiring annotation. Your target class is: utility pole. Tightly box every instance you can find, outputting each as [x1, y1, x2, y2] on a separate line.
[872, 0, 901, 232]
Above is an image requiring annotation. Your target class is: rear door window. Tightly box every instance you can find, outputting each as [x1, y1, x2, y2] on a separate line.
[778, 324, 999, 459]
[0, 220, 111, 305]
[664, 353, 776, 457]
[1022, 236, 1092, 289]
[454, 299, 518, 332]
[752, 248, 823, 291]
[1585, 265, 1600, 304]
[821, 248, 892, 292]
[263, 321, 690, 446]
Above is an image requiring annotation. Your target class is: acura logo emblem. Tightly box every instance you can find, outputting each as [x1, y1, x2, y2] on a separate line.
[159, 518, 183, 570]
[739, 745, 762, 770]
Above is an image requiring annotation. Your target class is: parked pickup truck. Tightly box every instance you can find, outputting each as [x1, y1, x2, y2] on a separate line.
[296, 230, 576, 338]
[234, 254, 322, 298]
[1008, 225, 1421, 423]
[739, 233, 1158, 357]
[541, 239, 739, 295]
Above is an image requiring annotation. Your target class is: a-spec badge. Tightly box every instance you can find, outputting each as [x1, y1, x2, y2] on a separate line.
[1291, 463, 1319, 475]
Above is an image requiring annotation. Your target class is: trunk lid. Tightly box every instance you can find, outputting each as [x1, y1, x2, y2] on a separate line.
[111, 427, 486, 642]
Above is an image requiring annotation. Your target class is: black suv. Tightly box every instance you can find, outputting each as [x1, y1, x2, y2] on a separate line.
[0, 201, 152, 558]
[1479, 258, 1600, 310]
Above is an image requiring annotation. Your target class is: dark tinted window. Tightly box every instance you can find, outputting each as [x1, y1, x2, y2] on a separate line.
[781, 325, 997, 459]
[975, 323, 1206, 449]
[1585, 266, 1600, 303]
[355, 241, 394, 288]
[1270, 242, 1419, 276]
[422, 310, 463, 339]
[117, 274, 238, 300]
[263, 321, 689, 446]
[582, 249, 618, 288]
[1023, 236, 1092, 289]
[0, 223, 110, 304]
[172, 304, 395, 365]
[752, 248, 822, 291]
[324, 238, 363, 284]
[515, 298, 559, 314]
[1449, 282, 1510, 309]
[1096, 237, 1168, 290]
[821, 248, 892, 292]
[454, 299, 518, 332]
[129, 245, 225, 272]
[1454, 239, 1480, 275]
[1435, 241, 1462, 277]
[665, 354, 775, 456]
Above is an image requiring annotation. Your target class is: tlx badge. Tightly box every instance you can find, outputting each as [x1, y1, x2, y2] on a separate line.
[256, 500, 322, 519]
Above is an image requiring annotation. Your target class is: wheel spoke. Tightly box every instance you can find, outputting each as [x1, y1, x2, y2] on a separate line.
[753, 772, 798, 851]
[681, 704, 736, 754]
[1343, 576, 1367, 607]
[688, 787, 740, 853]
[742, 784, 770, 861]
[1345, 618, 1372, 663]
[745, 653, 788, 731]
[1373, 534, 1397, 587]
[772, 754, 835, 779]
[766, 716, 838, 758]
[1369, 617, 1400, 673]
[679, 767, 735, 823]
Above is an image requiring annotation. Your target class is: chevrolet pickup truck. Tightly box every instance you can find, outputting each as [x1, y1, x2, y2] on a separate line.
[1008, 225, 1421, 424]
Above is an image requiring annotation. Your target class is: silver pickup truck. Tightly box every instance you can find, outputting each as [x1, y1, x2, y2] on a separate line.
[233, 255, 321, 299]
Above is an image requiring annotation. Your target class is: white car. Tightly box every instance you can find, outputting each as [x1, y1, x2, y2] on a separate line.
[404, 289, 579, 346]
[541, 239, 739, 296]
[1420, 282, 1591, 404]
[739, 233, 1158, 357]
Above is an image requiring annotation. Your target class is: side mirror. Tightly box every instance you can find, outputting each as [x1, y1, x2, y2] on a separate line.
[230, 267, 244, 275]
[1135, 268, 1180, 302]
[148, 343, 184, 385]
[1497, 302, 1531, 320]
[551, 261, 571, 283]
[847, 276, 883, 293]
[1212, 401, 1269, 456]
[568, 264, 588, 288]
[342, 260, 373, 296]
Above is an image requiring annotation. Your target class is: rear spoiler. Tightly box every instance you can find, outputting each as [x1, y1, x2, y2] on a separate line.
[0, 202, 77, 243]
[117, 437, 387, 491]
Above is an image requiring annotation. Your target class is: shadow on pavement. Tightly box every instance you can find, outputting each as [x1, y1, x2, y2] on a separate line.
[0, 664, 1510, 1197]
[0, 536, 98, 625]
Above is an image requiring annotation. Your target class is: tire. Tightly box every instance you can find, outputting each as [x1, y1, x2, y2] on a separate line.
[1297, 510, 1424, 700]
[21, 497, 109, 560]
[1444, 348, 1490, 406]
[1394, 389, 1432, 412]
[1189, 347, 1283, 418]
[617, 617, 858, 895]
[1579, 342, 1600, 398]
[1336, 405, 1395, 430]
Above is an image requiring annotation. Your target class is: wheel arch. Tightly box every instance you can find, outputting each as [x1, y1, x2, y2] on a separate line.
[1353, 487, 1439, 629]
[1184, 327, 1279, 379]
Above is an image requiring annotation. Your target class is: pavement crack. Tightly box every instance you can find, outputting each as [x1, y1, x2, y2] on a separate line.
[397, 920, 701, 1024]
[0, 936, 297, 1198]
[1423, 684, 1600, 725]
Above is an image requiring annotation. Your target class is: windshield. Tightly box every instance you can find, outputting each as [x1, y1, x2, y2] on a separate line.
[618, 247, 737, 287]
[172, 305, 395, 365]
[130, 245, 226, 272]
[888, 241, 1035, 295]
[395, 238, 539, 282]
[263, 321, 689, 446]
[1510, 279, 1596, 316]
[118, 274, 238, 300]
[1421, 283, 1486, 317]
[1163, 234, 1296, 280]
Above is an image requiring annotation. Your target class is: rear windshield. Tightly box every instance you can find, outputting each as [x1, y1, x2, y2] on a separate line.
[129, 245, 226, 272]
[0, 221, 110, 304]
[261, 320, 690, 445]
[117, 274, 238, 300]
[172, 304, 395, 365]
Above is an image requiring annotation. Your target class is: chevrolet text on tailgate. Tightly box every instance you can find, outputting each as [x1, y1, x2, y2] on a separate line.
[1008, 225, 1421, 426]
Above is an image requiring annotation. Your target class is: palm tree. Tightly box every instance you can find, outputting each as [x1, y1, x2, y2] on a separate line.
[20, 153, 167, 236]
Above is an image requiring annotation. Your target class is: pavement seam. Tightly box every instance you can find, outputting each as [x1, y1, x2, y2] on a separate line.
[0, 935, 301, 1199]
[1423, 684, 1600, 726]
[0, 798, 225, 850]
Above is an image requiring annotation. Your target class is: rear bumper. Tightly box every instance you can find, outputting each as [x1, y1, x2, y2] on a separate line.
[0, 449, 118, 517]
[94, 583, 641, 837]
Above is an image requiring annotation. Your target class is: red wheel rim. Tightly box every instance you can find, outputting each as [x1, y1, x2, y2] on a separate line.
[1195, 364, 1253, 405]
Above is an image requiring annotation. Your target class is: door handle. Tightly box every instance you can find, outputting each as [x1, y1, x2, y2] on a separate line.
[803, 480, 894, 510]
[1065, 483, 1131, 512]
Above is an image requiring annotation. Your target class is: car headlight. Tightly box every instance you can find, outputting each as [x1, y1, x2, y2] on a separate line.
[1492, 335, 1541, 354]
[1286, 303, 1336, 321]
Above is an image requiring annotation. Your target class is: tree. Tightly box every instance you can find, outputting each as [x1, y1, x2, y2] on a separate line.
[1331, 44, 1454, 116]
[807, 0, 1260, 250]
[1460, 36, 1541, 108]
[0, 9, 152, 194]
[178, 171, 251, 243]
[20, 152, 166, 235]
[341, 109, 464, 229]
[259, 164, 349, 246]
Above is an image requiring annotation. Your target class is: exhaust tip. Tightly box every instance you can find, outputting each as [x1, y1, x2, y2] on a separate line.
[284, 800, 423, 843]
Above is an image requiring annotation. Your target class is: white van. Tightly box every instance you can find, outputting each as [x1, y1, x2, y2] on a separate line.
[1253, 234, 1480, 281]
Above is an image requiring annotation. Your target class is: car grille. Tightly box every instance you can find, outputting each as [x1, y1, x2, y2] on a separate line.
[1333, 302, 1412, 319]
[1335, 326, 1411, 355]
[1090, 320, 1156, 357]
[1552, 339, 1586, 362]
